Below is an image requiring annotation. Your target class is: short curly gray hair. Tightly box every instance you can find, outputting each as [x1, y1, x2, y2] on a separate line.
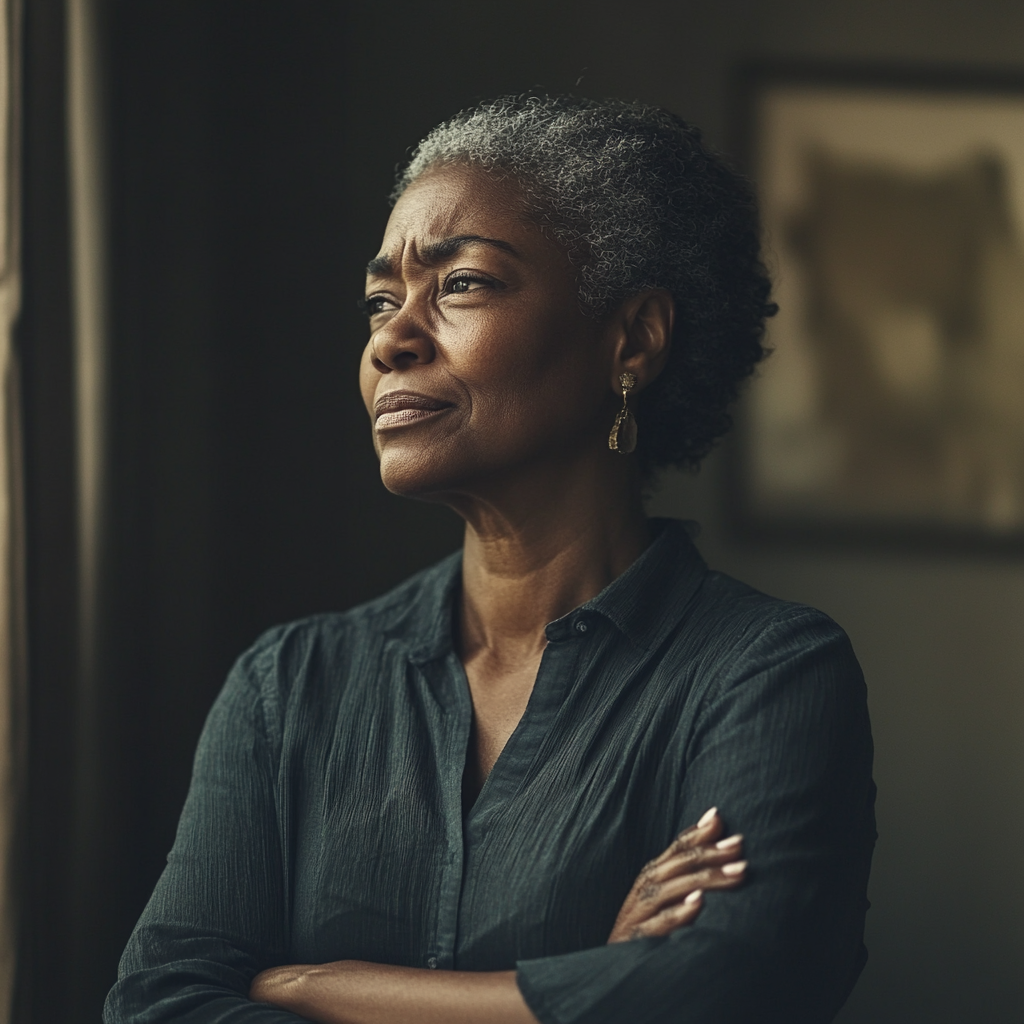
[392, 94, 775, 471]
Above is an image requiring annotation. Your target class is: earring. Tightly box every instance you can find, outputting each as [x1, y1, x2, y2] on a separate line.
[608, 372, 638, 454]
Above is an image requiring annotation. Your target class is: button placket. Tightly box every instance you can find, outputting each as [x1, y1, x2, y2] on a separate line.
[417, 652, 471, 972]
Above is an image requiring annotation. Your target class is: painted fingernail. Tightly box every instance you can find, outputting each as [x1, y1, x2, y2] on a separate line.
[715, 834, 743, 849]
[697, 807, 718, 827]
[722, 861, 748, 876]
[684, 889, 703, 904]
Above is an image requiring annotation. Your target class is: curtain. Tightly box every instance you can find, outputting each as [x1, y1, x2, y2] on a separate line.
[0, 0, 24, 1019]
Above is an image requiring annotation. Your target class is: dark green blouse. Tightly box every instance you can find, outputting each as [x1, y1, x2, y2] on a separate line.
[105, 519, 875, 1024]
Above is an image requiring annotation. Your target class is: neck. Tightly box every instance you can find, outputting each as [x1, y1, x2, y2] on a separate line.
[452, 453, 650, 661]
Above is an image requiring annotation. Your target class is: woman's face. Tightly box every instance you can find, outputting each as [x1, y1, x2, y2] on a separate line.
[359, 162, 617, 502]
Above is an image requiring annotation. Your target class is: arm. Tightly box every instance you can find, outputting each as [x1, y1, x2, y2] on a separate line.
[515, 610, 875, 1024]
[250, 813, 747, 1024]
[104, 632, 310, 1023]
[252, 963, 533, 1024]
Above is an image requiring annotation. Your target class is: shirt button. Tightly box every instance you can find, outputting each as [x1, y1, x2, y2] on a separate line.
[426, 956, 438, 969]
[575, 619, 589, 634]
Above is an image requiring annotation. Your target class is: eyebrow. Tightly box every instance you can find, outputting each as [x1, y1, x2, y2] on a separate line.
[365, 235, 521, 277]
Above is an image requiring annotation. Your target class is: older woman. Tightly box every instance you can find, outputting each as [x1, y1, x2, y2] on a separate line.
[105, 96, 875, 1024]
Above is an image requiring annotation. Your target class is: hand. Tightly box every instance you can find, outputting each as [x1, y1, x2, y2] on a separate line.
[607, 807, 747, 943]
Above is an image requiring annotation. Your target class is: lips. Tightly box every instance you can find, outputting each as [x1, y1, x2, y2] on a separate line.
[374, 390, 455, 429]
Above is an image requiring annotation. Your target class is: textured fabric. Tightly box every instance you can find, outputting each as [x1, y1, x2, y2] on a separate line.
[104, 519, 875, 1024]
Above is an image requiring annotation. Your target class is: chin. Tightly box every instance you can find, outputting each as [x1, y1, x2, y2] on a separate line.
[377, 444, 467, 501]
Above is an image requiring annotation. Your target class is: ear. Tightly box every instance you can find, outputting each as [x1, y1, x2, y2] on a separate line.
[606, 288, 674, 393]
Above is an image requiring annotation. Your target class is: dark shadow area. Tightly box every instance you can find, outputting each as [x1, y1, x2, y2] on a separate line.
[18, 4, 466, 1020]
[88, 4, 464, 1019]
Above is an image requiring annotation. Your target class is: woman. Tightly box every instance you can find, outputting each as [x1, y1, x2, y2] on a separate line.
[105, 96, 875, 1024]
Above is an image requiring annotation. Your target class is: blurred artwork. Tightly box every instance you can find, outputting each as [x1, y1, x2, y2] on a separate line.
[745, 80, 1024, 540]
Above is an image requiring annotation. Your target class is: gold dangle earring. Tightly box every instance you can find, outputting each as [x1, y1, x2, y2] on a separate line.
[608, 372, 638, 454]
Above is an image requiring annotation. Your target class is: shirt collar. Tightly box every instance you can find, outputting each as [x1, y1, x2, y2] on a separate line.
[550, 518, 707, 651]
[399, 518, 707, 663]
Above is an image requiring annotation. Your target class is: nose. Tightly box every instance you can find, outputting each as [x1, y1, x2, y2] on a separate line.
[369, 307, 436, 373]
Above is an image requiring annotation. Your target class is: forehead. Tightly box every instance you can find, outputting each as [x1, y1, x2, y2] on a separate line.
[379, 163, 538, 253]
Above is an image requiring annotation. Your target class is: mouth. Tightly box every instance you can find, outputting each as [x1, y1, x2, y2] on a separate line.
[374, 390, 455, 430]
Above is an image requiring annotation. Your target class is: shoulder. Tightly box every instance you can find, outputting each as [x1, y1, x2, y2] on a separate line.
[677, 569, 864, 712]
[221, 550, 461, 709]
[691, 569, 852, 657]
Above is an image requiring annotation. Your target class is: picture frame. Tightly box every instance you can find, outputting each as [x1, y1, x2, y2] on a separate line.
[729, 63, 1024, 552]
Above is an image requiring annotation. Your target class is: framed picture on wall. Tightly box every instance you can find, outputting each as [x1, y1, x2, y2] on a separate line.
[730, 64, 1024, 550]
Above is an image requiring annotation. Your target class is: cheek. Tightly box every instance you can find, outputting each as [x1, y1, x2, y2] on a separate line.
[358, 343, 378, 418]
[457, 313, 605, 438]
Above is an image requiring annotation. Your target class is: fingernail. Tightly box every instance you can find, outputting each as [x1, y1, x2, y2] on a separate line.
[697, 807, 717, 827]
[684, 889, 703, 904]
[722, 861, 747, 876]
[715, 834, 743, 849]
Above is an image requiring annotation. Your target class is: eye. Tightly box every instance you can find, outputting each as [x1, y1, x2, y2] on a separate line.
[359, 294, 397, 318]
[442, 272, 496, 296]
